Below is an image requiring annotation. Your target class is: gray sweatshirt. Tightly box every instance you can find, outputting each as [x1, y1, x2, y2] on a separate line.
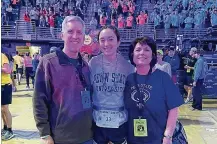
[89, 53, 134, 128]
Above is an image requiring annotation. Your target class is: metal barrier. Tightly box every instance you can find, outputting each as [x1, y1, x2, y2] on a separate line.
[155, 28, 217, 40]
[2, 21, 217, 41]
[16, 20, 37, 40]
[1, 25, 16, 39]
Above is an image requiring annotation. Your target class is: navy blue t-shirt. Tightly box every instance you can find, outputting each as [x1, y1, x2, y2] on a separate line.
[124, 69, 184, 144]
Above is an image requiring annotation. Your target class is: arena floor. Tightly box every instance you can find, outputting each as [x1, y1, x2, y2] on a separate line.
[2, 80, 217, 144]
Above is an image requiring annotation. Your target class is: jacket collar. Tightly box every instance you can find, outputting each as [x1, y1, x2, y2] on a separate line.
[55, 50, 84, 67]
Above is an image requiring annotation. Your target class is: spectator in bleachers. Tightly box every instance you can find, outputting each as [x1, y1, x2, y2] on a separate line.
[90, 16, 98, 30]
[111, 7, 117, 20]
[75, 7, 84, 20]
[111, 15, 117, 26]
[24, 12, 30, 23]
[117, 1, 123, 15]
[48, 11, 55, 38]
[184, 13, 194, 29]
[126, 12, 134, 29]
[171, 10, 180, 28]
[154, 12, 161, 28]
[6, 5, 13, 22]
[122, 3, 128, 17]
[150, 8, 157, 23]
[112, 0, 119, 10]
[30, 7, 39, 26]
[2, 13, 7, 25]
[39, 15, 46, 27]
[118, 14, 125, 28]
[2, 1, 7, 14]
[55, 13, 64, 28]
[128, 0, 135, 14]
[93, 0, 100, 21]
[2, 2, 7, 25]
[182, 0, 189, 10]
[179, 10, 187, 28]
[164, 13, 171, 36]
[211, 9, 217, 28]
[195, 0, 204, 9]
[194, 7, 206, 28]
[100, 15, 107, 27]
[136, 10, 148, 26]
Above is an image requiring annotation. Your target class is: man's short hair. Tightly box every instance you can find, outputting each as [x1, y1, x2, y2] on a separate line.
[61, 16, 85, 33]
[169, 46, 175, 51]
[190, 47, 198, 54]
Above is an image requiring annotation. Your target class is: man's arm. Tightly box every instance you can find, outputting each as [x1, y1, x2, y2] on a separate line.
[194, 59, 203, 83]
[33, 58, 52, 137]
[1, 54, 11, 74]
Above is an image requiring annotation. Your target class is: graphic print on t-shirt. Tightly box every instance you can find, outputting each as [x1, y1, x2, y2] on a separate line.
[93, 72, 127, 93]
[130, 84, 152, 103]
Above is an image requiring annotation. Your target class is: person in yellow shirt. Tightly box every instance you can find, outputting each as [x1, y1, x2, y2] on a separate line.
[13, 51, 23, 85]
[1, 53, 14, 140]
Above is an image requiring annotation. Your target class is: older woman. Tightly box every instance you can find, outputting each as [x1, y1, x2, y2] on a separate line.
[124, 37, 184, 144]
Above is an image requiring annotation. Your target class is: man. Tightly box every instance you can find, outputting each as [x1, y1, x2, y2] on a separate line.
[155, 49, 172, 77]
[1, 53, 15, 141]
[191, 48, 207, 110]
[184, 48, 197, 103]
[13, 51, 23, 85]
[33, 16, 92, 144]
[164, 47, 180, 83]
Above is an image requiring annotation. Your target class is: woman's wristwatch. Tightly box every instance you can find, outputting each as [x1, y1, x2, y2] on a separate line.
[164, 134, 172, 140]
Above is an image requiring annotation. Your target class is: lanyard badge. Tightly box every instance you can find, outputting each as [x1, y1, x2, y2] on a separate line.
[81, 88, 91, 109]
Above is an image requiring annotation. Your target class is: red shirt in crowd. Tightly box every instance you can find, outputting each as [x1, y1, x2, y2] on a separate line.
[112, 1, 119, 9]
[122, 4, 128, 13]
[126, 15, 134, 27]
[118, 17, 125, 28]
[100, 16, 107, 26]
[129, 5, 135, 14]
[48, 15, 55, 27]
[137, 14, 148, 25]
[24, 14, 30, 22]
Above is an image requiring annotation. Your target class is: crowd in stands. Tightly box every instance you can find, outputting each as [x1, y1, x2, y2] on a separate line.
[2, 0, 217, 31]
[90, 0, 150, 29]
[24, 0, 89, 29]
[22, 0, 150, 30]
[1, 0, 21, 25]
[150, 0, 217, 29]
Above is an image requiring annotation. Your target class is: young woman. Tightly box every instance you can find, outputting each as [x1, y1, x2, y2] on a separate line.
[89, 25, 134, 144]
[124, 37, 184, 144]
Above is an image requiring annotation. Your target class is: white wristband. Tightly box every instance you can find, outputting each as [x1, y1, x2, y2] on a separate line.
[41, 135, 50, 139]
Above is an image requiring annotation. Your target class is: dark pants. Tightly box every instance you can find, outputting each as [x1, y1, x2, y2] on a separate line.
[25, 67, 35, 87]
[192, 79, 204, 110]
[93, 122, 127, 144]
